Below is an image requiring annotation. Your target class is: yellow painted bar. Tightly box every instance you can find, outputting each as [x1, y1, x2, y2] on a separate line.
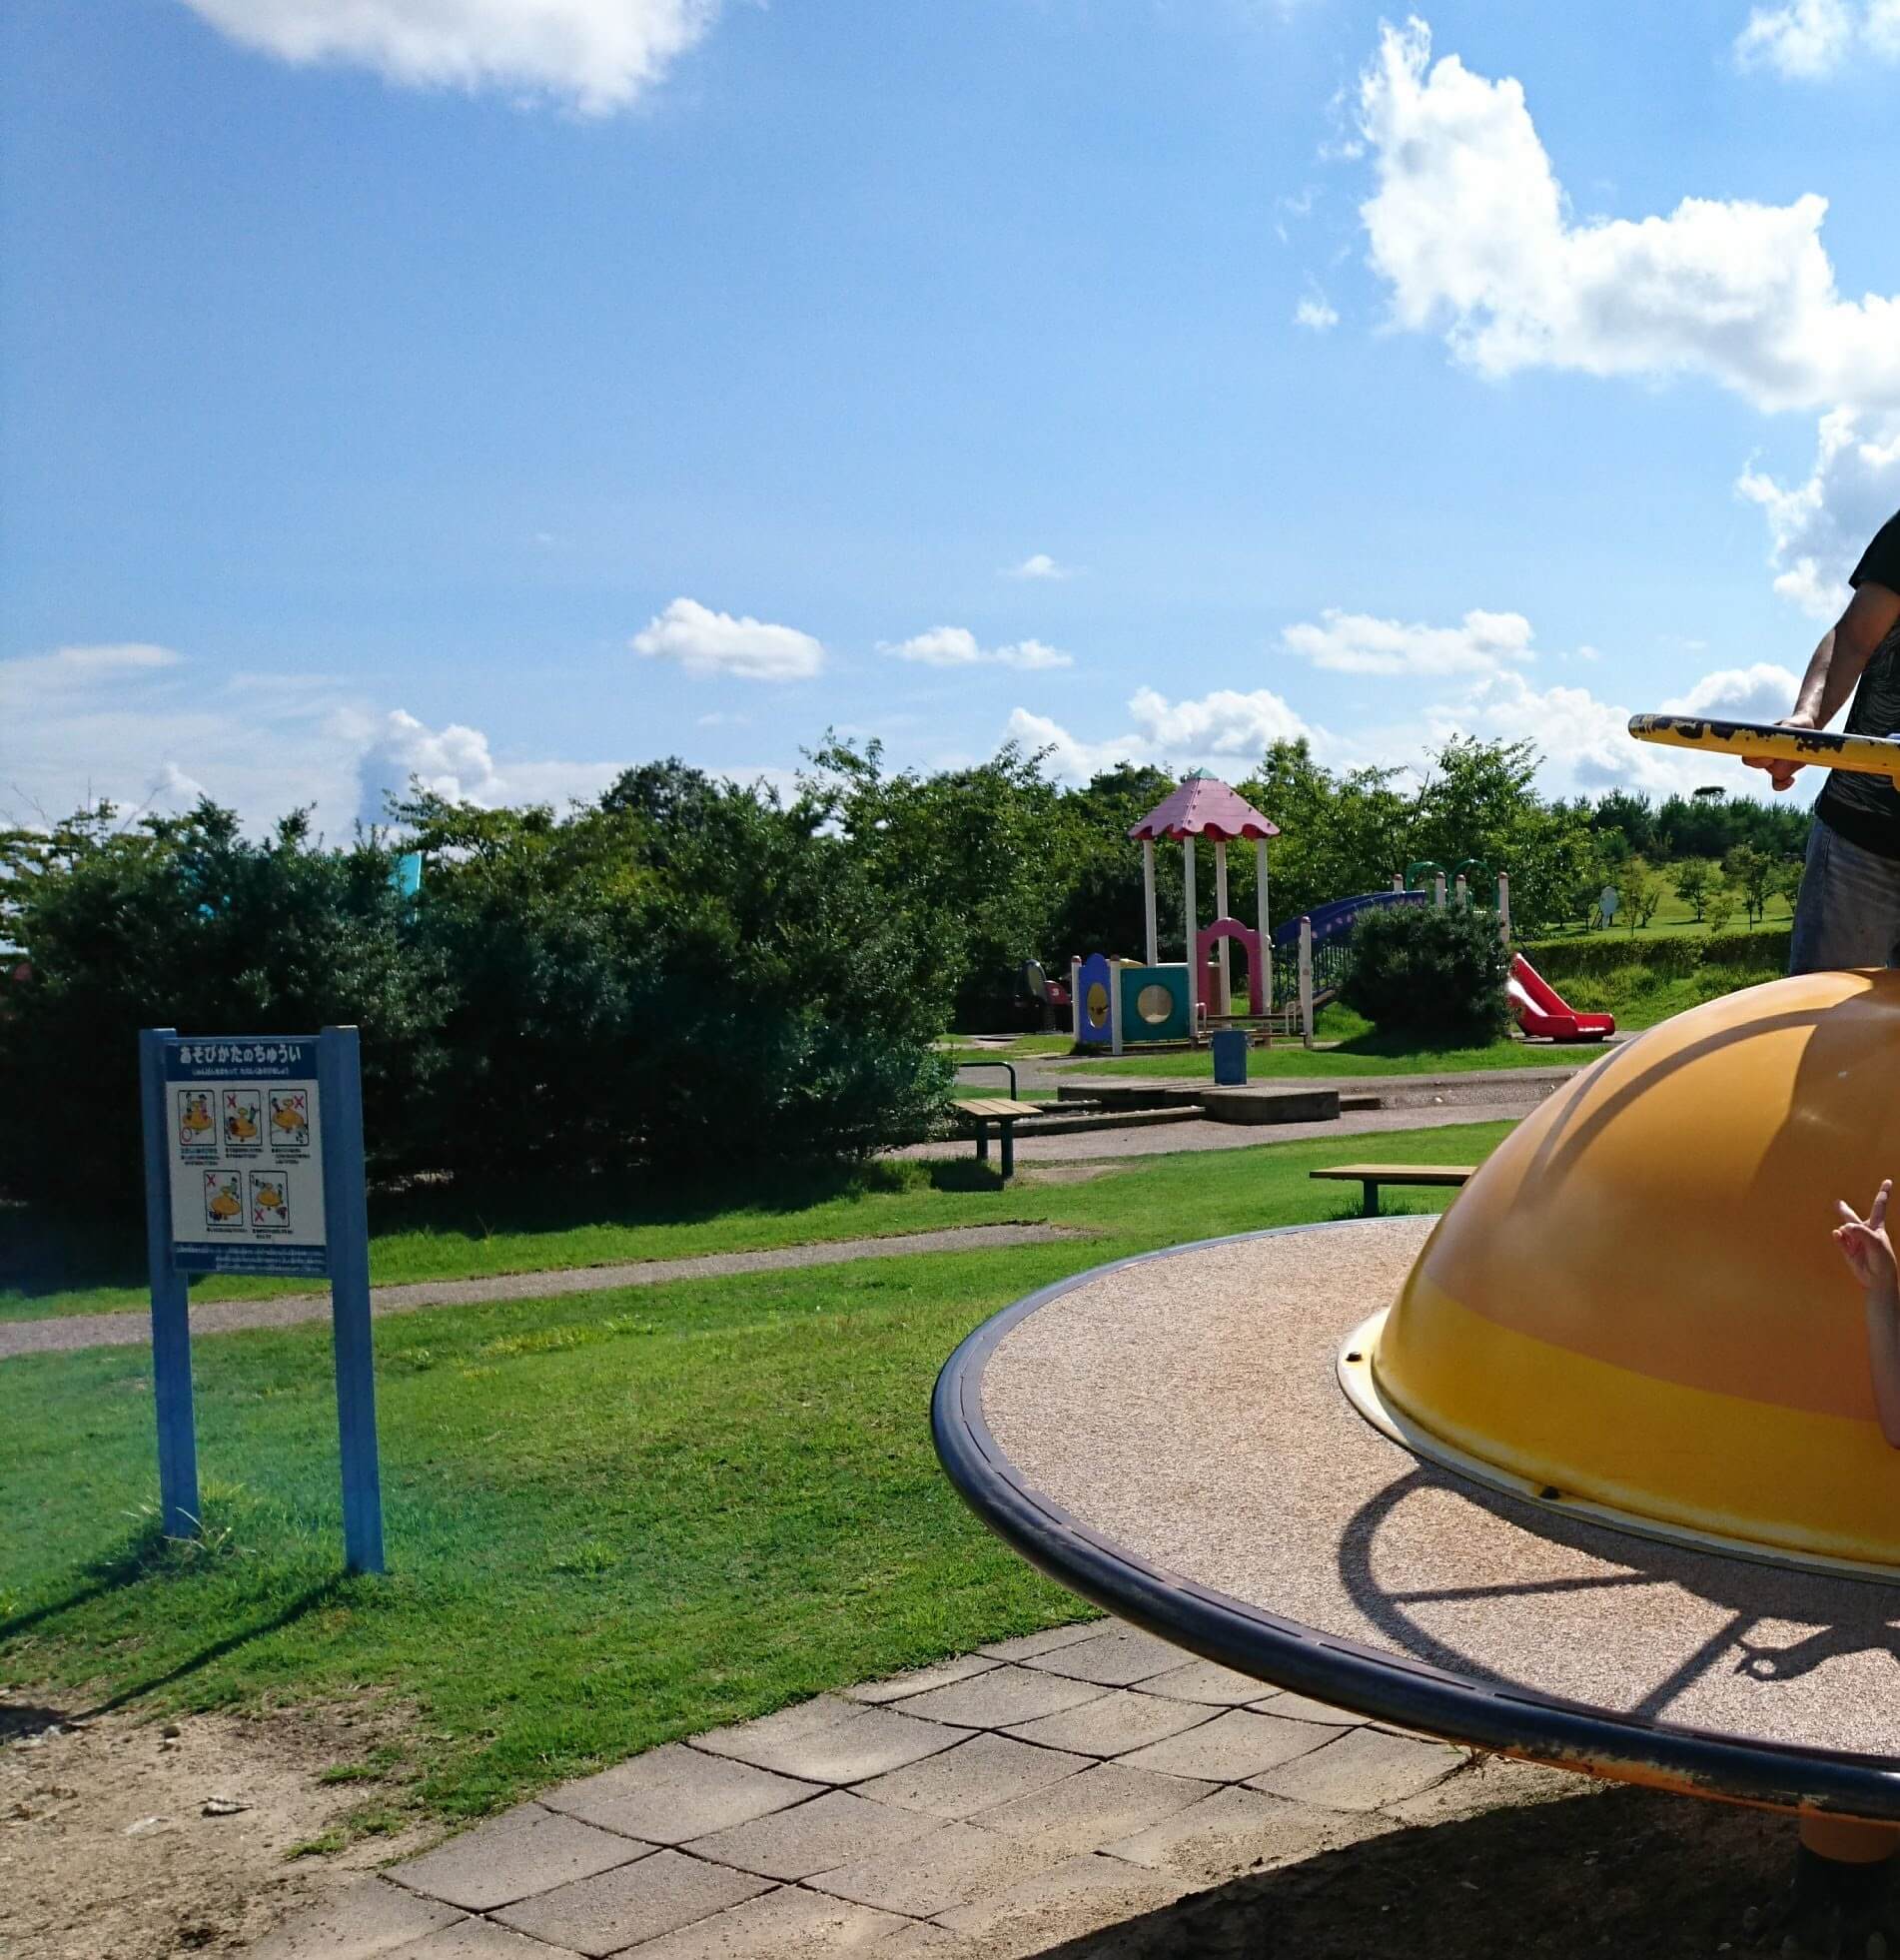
[1628, 712, 1900, 788]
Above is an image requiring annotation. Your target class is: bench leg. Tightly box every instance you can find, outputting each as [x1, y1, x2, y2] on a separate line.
[1363, 1181, 1381, 1217]
[1000, 1122, 1015, 1181]
[974, 1121, 989, 1163]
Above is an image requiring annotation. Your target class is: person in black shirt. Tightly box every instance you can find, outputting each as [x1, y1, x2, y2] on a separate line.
[1750, 509, 1900, 971]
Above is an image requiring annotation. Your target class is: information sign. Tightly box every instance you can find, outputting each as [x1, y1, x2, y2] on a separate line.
[165, 1039, 328, 1277]
[140, 1026, 384, 1572]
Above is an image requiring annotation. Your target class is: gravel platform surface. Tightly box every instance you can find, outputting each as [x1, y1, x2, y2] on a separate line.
[982, 1216, 1900, 1760]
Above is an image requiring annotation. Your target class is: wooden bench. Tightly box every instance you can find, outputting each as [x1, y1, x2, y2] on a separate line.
[1311, 1163, 1475, 1215]
[952, 1097, 1043, 1180]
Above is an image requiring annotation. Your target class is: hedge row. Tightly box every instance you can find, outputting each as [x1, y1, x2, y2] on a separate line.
[1517, 928, 1791, 983]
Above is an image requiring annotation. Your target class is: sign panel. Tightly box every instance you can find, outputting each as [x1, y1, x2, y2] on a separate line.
[163, 1038, 328, 1276]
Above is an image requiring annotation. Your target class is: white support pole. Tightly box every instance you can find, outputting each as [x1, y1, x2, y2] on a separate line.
[1141, 838, 1158, 967]
[1070, 956, 1083, 1039]
[1496, 872, 1511, 946]
[1392, 873, 1404, 893]
[1109, 960, 1124, 1056]
[1298, 916, 1315, 1051]
[1433, 871, 1446, 912]
[1454, 873, 1468, 909]
[1183, 835, 1197, 963]
[1214, 839, 1231, 1015]
[1256, 838, 1271, 1013]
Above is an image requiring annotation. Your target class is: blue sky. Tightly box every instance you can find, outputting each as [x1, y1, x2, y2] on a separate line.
[5, 0, 1900, 834]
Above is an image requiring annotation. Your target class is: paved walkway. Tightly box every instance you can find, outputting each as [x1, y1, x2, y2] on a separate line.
[254, 1618, 1475, 1958]
[898, 1096, 1541, 1166]
[0, 1224, 1088, 1362]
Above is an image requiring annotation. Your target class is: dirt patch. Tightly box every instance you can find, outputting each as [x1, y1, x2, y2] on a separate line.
[0, 1690, 433, 1959]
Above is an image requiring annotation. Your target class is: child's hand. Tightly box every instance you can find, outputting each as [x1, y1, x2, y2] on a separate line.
[1835, 1180, 1898, 1298]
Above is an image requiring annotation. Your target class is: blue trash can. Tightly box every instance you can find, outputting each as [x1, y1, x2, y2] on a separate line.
[1211, 1029, 1248, 1086]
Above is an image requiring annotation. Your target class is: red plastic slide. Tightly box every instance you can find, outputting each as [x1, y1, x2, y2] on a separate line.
[1507, 953, 1616, 1043]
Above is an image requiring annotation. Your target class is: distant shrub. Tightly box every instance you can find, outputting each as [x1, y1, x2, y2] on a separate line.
[1341, 904, 1510, 1039]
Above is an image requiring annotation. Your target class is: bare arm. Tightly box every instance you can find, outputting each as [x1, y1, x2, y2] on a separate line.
[1749, 582, 1900, 790]
[1834, 1181, 1900, 1449]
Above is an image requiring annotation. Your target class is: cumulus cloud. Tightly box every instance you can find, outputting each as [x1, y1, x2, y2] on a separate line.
[1658, 663, 1804, 724]
[883, 626, 1073, 671]
[632, 597, 825, 682]
[1004, 684, 1319, 784]
[1281, 606, 1534, 677]
[1356, 18, 1900, 414]
[0, 642, 631, 835]
[1737, 410, 1900, 617]
[1294, 293, 1340, 332]
[174, 0, 719, 114]
[1003, 553, 1077, 580]
[1734, 0, 1900, 76]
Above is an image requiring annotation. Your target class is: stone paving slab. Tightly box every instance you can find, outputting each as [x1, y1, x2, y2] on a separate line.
[809, 1819, 1068, 1919]
[891, 1664, 1109, 1729]
[392, 1804, 648, 1912]
[388, 1923, 575, 1958]
[0, 1223, 1090, 1359]
[492, 1848, 769, 1956]
[1115, 1707, 1341, 1783]
[1103, 1783, 1386, 1880]
[930, 1851, 1192, 1944]
[625, 1884, 911, 1957]
[539, 1742, 821, 1844]
[1246, 1725, 1463, 1811]
[1138, 1658, 1277, 1707]
[691, 1698, 968, 1783]
[1001, 1688, 1212, 1760]
[257, 1616, 1491, 1959]
[965, 1761, 1211, 1859]
[975, 1622, 1105, 1663]
[841, 1656, 1000, 1705]
[854, 1732, 1090, 1820]
[1026, 1627, 1184, 1688]
[685, 1789, 945, 1882]
[246, 1876, 468, 1957]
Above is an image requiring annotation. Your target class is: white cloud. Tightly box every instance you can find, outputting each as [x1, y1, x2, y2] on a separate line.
[632, 597, 825, 682]
[1732, 0, 1900, 76]
[884, 626, 1073, 670]
[1659, 662, 1803, 724]
[175, 0, 719, 114]
[0, 643, 630, 835]
[1356, 18, 1900, 414]
[1280, 606, 1534, 676]
[1737, 409, 1900, 617]
[353, 709, 624, 823]
[1004, 684, 1318, 784]
[1003, 553, 1077, 580]
[1735, 0, 1857, 75]
[1294, 293, 1341, 332]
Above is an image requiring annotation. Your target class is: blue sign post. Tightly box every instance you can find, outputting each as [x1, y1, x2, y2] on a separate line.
[139, 1024, 384, 1573]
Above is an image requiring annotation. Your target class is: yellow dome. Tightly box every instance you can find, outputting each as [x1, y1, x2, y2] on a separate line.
[1366, 968, 1900, 1572]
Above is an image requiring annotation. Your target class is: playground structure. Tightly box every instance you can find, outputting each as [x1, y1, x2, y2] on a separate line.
[940, 716, 1900, 1939]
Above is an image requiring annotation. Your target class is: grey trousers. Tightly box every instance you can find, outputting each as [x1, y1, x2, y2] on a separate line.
[1787, 816, 1900, 973]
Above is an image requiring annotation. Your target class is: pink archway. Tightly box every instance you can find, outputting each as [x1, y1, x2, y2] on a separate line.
[1195, 918, 1264, 1015]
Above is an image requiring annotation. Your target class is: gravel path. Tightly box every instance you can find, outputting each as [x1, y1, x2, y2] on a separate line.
[896, 1098, 1540, 1164]
[0, 1223, 1089, 1361]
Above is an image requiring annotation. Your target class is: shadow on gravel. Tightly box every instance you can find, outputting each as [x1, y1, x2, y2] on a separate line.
[1035, 1784, 1795, 1959]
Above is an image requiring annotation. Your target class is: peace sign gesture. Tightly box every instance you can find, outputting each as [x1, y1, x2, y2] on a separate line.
[1834, 1181, 1897, 1296]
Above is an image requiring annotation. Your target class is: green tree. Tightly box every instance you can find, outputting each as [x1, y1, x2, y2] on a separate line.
[1671, 857, 1717, 923]
[1619, 855, 1660, 932]
[1724, 844, 1774, 925]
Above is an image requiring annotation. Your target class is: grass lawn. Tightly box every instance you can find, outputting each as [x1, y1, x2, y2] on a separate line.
[2, 1159, 1057, 1324]
[1, 1120, 1510, 1828]
[1070, 1005, 1607, 1079]
[1533, 890, 1794, 944]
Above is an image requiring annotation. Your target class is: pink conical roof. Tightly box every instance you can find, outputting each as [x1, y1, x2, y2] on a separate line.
[1128, 773, 1280, 842]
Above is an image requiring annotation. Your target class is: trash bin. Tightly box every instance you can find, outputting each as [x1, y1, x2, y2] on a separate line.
[1211, 1029, 1248, 1086]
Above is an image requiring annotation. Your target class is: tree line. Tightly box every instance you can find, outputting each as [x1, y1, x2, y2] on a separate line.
[0, 734, 1811, 1204]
